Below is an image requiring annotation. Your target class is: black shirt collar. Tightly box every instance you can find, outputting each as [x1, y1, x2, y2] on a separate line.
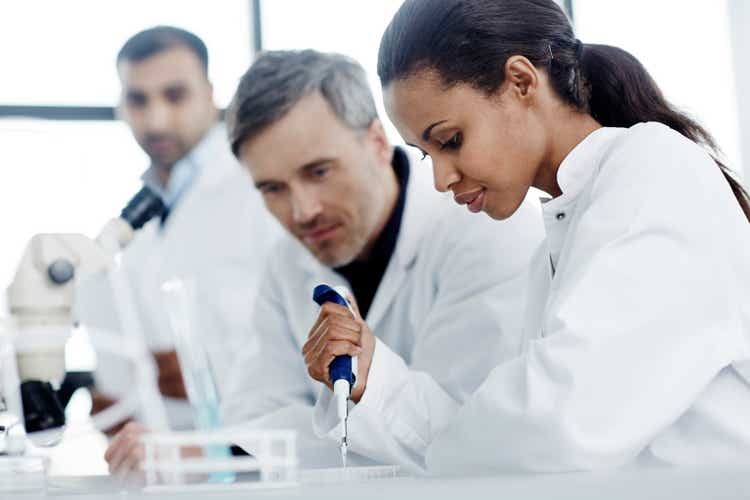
[333, 147, 410, 319]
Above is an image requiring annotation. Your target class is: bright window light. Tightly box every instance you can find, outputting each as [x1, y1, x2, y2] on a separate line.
[0, 120, 146, 291]
[260, 0, 406, 143]
[0, 1, 252, 301]
[573, 0, 742, 176]
[0, 0, 250, 107]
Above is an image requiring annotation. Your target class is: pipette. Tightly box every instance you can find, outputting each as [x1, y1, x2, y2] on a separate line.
[312, 284, 358, 468]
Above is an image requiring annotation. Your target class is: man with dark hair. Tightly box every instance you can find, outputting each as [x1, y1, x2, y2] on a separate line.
[115, 25, 217, 182]
[84, 26, 281, 442]
[117, 25, 209, 75]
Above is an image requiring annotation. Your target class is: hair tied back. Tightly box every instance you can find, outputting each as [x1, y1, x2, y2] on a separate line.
[574, 39, 584, 61]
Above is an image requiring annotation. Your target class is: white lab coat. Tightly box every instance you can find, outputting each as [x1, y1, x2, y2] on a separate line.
[81, 124, 282, 429]
[347, 123, 750, 474]
[221, 150, 545, 468]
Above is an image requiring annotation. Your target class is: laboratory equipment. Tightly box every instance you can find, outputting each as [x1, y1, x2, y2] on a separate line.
[312, 284, 357, 467]
[138, 429, 396, 493]
[139, 428, 297, 494]
[297, 465, 400, 484]
[1, 186, 167, 452]
[161, 277, 233, 483]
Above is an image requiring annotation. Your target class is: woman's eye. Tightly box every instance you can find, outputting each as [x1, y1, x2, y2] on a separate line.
[439, 132, 462, 151]
[311, 166, 329, 178]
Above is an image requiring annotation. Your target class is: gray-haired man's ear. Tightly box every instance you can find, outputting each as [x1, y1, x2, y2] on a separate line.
[365, 118, 393, 167]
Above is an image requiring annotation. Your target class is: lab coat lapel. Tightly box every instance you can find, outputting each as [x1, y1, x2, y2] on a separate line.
[190, 123, 243, 192]
[364, 161, 439, 331]
[158, 123, 242, 233]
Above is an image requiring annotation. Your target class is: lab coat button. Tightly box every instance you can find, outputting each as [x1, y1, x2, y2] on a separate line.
[556, 212, 566, 221]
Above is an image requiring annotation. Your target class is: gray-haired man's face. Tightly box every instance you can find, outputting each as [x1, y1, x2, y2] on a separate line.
[239, 92, 395, 267]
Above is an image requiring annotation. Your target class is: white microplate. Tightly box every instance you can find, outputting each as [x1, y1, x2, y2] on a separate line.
[298, 465, 400, 484]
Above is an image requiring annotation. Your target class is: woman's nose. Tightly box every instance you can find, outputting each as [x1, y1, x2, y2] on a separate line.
[431, 158, 461, 193]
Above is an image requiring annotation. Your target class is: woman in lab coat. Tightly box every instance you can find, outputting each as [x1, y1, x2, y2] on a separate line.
[305, 0, 750, 474]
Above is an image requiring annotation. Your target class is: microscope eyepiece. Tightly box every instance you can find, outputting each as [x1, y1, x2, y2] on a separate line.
[120, 186, 166, 230]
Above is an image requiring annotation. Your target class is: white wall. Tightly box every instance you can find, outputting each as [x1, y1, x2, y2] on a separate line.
[729, 0, 750, 179]
[574, 0, 742, 177]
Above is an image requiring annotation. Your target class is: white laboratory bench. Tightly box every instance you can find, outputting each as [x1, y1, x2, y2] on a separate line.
[15, 464, 750, 499]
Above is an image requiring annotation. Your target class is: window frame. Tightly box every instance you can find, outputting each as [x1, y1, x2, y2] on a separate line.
[0, 0, 263, 121]
[0, 1, 574, 122]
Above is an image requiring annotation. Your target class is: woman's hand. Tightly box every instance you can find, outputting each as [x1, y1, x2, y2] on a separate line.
[302, 296, 375, 403]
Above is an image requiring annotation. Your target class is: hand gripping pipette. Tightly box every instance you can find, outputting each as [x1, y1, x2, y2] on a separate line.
[312, 284, 358, 467]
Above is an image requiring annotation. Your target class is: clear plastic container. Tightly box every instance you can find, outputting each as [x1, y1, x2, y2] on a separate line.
[139, 428, 297, 494]
[161, 277, 235, 484]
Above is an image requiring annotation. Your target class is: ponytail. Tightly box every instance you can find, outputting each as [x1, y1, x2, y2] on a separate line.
[378, 0, 750, 222]
[579, 44, 750, 221]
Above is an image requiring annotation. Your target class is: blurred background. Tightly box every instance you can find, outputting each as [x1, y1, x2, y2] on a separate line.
[1, 0, 749, 473]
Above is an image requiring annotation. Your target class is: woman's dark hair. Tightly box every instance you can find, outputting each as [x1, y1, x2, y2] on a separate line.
[378, 0, 750, 221]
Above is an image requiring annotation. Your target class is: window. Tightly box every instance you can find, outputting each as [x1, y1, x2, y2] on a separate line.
[573, 0, 743, 176]
[260, 0, 406, 142]
[258, 0, 569, 144]
[1, 0, 251, 107]
[0, 5, 256, 473]
[0, 1, 253, 290]
[0, 120, 146, 287]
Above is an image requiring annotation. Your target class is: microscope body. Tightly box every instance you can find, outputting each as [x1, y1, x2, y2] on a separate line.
[1, 186, 165, 452]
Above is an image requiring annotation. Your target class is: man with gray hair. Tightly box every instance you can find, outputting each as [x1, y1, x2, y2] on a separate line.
[105, 49, 544, 474]
[221, 49, 545, 470]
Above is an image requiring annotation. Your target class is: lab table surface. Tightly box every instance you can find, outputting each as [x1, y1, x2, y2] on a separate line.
[14, 464, 750, 499]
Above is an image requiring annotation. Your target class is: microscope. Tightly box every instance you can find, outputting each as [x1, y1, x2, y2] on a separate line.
[0, 187, 165, 452]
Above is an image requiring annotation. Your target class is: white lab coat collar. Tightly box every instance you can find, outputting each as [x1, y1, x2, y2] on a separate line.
[139, 122, 235, 206]
[540, 127, 627, 274]
[542, 127, 625, 217]
[140, 150, 200, 209]
[188, 122, 240, 191]
[389, 150, 434, 270]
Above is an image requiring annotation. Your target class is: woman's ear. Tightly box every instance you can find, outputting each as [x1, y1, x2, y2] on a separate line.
[504, 56, 539, 101]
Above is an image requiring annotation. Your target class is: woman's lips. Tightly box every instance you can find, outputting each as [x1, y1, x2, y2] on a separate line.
[454, 188, 486, 213]
[467, 190, 485, 213]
